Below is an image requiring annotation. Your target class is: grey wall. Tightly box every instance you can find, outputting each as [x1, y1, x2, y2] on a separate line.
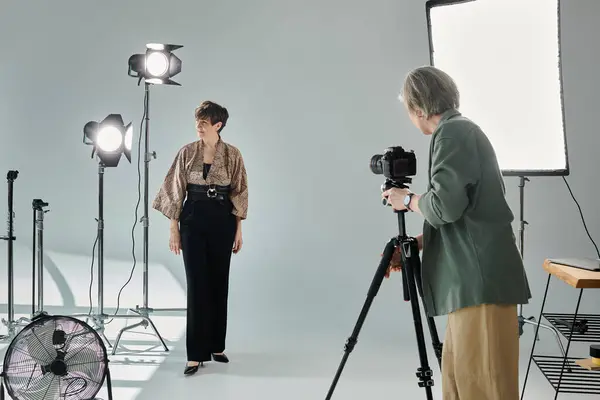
[0, 0, 598, 345]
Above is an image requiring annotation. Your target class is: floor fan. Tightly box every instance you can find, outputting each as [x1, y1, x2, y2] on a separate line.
[0, 314, 113, 400]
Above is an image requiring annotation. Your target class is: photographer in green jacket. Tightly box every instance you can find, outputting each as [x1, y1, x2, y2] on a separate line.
[383, 66, 531, 400]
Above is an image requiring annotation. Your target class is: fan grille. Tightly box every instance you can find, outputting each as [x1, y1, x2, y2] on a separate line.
[2, 315, 108, 400]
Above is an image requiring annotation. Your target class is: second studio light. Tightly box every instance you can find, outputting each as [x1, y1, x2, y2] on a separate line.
[83, 114, 133, 167]
[127, 43, 183, 86]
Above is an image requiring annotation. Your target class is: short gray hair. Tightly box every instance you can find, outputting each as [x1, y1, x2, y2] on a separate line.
[400, 66, 460, 119]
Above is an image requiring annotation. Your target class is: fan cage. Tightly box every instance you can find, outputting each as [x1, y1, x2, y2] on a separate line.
[1, 315, 108, 400]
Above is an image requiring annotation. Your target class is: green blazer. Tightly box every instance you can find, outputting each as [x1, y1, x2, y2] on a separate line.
[417, 109, 532, 317]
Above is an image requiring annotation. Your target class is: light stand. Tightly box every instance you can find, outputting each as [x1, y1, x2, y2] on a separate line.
[71, 163, 168, 354]
[31, 199, 50, 318]
[74, 114, 169, 355]
[515, 177, 567, 358]
[0, 171, 30, 341]
[326, 179, 442, 400]
[113, 83, 184, 352]
[113, 43, 185, 351]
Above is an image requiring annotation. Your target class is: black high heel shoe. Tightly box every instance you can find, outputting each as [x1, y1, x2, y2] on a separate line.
[212, 353, 229, 363]
[184, 362, 203, 376]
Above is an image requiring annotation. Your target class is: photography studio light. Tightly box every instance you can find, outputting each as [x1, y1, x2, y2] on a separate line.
[425, 0, 569, 380]
[75, 113, 168, 355]
[83, 114, 133, 167]
[127, 43, 183, 86]
[113, 42, 185, 352]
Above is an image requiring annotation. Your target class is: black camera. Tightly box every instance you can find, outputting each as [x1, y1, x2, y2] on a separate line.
[370, 146, 417, 182]
[370, 146, 417, 206]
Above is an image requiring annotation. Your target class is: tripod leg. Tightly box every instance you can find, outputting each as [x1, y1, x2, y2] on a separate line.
[325, 238, 397, 400]
[412, 252, 443, 367]
[401, 238, 434, 400]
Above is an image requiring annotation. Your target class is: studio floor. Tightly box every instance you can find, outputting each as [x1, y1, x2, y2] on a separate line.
[0, 249, 591, 399]
[0, 313, 583, 400]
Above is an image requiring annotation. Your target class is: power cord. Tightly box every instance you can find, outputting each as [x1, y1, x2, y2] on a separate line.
[86, 89, 148, 323]
[105, 89, 148, 325]
[87, 233, 98, 316]
[562, 176, 600, 258]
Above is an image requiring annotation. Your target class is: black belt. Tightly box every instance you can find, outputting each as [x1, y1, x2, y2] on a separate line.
[186, 183, 231, 202]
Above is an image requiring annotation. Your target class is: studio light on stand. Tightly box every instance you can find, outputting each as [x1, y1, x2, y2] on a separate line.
[128, 43, 183, 87]
[72, 114, 168, 354]
[113, 43, 184, 351]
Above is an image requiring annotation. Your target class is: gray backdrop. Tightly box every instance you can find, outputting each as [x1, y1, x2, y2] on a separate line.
[0, 0, 598, 348]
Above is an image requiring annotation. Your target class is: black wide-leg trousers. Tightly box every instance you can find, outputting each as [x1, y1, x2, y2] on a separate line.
[179, 198, 236, 363]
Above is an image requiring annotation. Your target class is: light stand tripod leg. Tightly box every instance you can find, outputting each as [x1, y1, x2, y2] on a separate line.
[111, 309, 169, 354]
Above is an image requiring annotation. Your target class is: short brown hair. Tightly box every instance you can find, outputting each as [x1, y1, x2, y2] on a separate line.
[195, 101, 229, 133]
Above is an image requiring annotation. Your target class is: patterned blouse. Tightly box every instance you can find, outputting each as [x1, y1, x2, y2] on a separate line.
[152, 138, 248, 221]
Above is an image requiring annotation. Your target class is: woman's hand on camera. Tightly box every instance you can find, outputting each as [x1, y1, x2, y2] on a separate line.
[382, 188, 411, 211]
[169, 225, 182, 255]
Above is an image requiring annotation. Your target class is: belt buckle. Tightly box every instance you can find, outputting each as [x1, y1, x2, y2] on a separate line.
[207, 185, 217, 199]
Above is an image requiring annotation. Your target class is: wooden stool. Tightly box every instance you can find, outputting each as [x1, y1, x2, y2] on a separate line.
[521, 258, 600, 399]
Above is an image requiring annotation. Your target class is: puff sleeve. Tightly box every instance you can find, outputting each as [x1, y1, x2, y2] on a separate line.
[152, 146, 188, 220]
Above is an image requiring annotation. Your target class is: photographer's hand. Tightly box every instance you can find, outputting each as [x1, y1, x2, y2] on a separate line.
[382, 188, 421, 214]
[383, 247, 403, 278]
[382, 234, 423, 278]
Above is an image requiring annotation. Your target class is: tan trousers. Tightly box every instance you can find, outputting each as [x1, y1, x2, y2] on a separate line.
[441, 304, 519, 400]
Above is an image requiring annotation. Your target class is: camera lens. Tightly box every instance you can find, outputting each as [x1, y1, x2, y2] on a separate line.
[370, 154, 383, 175]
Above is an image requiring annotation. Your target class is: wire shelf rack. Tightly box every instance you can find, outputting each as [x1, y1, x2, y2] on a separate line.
[542, 313, 600, 342]
[532, 355, 600, 395]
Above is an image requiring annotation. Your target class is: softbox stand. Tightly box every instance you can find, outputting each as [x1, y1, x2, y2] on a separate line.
[515, 177, 567, 358]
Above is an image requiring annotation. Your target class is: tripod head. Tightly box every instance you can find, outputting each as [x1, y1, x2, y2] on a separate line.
[381, 177, 412, 202]
[380, 178, 411, 239]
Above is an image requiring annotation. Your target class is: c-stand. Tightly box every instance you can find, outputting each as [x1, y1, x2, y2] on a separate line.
[326, 179, 442, 400]
[71, 163, 168, 354]
[0, 170, 30, 341]
[32, 199, 50, 318]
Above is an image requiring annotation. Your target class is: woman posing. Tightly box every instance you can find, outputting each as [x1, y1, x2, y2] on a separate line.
[153, 101, 248, 376]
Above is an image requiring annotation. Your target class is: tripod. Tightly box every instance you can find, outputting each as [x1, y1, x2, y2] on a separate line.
[72, 162, 169, 354]
[31, 199, 50, 318]
[326, 183, 442, 400]
[0, 171, 29, 341]
[514, 177, 566, 358]
[113, 83, 183, 352]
